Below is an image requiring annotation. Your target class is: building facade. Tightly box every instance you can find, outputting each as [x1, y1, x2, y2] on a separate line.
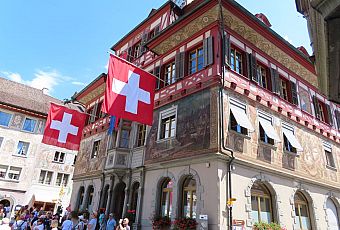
[71, 1, 340, 229]
[0, 78, 76, 216]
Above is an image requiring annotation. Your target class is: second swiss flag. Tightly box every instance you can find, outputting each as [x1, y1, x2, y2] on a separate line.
[102, 54, 156, 126]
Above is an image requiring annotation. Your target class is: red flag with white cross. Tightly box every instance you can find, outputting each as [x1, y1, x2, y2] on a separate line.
[42, 103, 87, 150]
[102, 54, 156, 125]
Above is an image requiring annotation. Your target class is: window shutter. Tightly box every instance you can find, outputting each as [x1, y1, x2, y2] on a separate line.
[224, 36, 231, 66]
[90, 103, 98, 123]
[175, 52, 185, 80]
[203, 37, 213, 67]
[154, 66, 161, 90]
[290, 81, 298, 105]
[312, 95, 320, 119]
[335, 110, 340, 130]
[325, 104, 333, 125]
[154, 25, 160, 36]
[247, 53, 257, 81]
[270, 68, 280, 95]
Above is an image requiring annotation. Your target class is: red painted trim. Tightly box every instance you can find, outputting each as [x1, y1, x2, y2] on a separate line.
[0, 103, 47, 119]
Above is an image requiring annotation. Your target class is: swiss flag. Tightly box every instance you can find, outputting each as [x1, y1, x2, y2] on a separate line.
[102, 54, 156, 125]
[42, 103, 87, 150]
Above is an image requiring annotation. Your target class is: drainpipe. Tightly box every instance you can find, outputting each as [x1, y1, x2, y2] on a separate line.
[218, 1, 235, 230]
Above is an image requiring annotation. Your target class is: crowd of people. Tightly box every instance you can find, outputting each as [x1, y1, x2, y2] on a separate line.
[0, 206, 130, 230]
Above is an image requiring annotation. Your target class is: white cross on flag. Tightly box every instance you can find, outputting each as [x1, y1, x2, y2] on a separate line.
[42, 103, 87, 150]
[102, 54, 156, 125]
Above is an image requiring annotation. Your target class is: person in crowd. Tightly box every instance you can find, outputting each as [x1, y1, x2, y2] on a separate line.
[70, 211, 83, 230]
[87, 212, 97, 230]
[105, 214, 116, 230]
[13, 214, 27, 230]
[98, 209, 105, 230]
[116, 218, 129, 230]
[33, 219, 44, 230]
[62, 213, 72, 230]
[50, 219, 59, 230]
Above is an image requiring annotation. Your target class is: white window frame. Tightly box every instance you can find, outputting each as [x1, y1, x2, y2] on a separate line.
[39, 170, 53, 185]
[15, 141, 30, 156]
[7, 166, 21, 181]
[91, 139, 101, 159]
[53, 151, 66, 163]
[22, 117, 37, 132]
[0, 165, 8, 179]
[0, 110, 12, 127]
[257, 111, 280, 144]
[324, 142, 336, 169]
[55, 173, 69, 187]
[157, 106, 178, 141]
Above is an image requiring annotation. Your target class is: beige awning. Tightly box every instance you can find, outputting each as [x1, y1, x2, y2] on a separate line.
[283, 128, 303, 151]
[230, 106, 255, 132]
[259, 118, 281, 142]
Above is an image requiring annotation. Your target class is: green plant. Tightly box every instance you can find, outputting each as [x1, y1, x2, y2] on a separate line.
[151, 216, 171, 230]
[253, 222, 284, 230]
[173, 217, 197, 230]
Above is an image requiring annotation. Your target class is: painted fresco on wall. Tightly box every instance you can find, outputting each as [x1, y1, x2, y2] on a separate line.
[10, 114, 25, 130]
[298, 86, 312, 114]
[145, 90, 211, 161]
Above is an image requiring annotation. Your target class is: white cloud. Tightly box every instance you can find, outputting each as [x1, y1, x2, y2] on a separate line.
[71, 81, 87, 86]
[0, 69, 71, 95]
[284, 35, 293, 44]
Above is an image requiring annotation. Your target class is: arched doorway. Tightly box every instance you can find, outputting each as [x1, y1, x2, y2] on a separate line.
[0, 199, 11, 218]
[101, 185, 109, 210]
[326, 198, 340, 230]
[113, 182, 126, 219]
[76, 187, 85, 211]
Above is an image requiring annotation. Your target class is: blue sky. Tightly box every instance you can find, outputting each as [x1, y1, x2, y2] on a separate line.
[0, 0, 310, 100]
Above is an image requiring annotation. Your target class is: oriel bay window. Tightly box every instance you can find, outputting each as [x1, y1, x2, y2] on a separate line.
[258, 112, 281, 145]
[229, 98, 254, 135]
[251, 182, 273, 224]
[294, 192, 312, 230]
[182, 176, 197, 219]
[282, 124, 303, 154]
[160, 178, 173, 217]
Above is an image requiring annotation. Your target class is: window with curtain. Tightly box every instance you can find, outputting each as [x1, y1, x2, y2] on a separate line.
[294, 192, 311, 230]
[251, 182, 273, 224]
[182, 177, 197, 219]
[160, 178, 173, 217]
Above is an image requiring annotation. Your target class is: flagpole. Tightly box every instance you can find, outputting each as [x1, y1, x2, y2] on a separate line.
[106, 51, 168, 85]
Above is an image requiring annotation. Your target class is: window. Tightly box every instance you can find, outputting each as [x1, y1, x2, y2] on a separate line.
[136, 124, 146, 147]
[87, 186, 94, 206]
[294, 192, 311, 230]
[256, 64, 269, 89]
[0, 137, 3, 149]
[164, 62, 176, 86]
[229, 99, 254, 135]
[16, 141, 29, 156]
[0, 165, 8, 179]
[132, 41, 141, 59]
[279, 77, 289, 101]
[182, 176, 197, 219]
[77, 187, 85, 209]
[56, 173, 69, 187]
[22, 118, 37, 132]
[251, 182, 273, 224]
[258, 112, 280, 145]
[0, 111, 12, 127]
[159, 108, 177, 140]
[324, 142, 336, 168]
[230, 47, 244, 75]
[282, 124, 303, 154]
[189, 47, 204, 74]
[108, 132, 117, 150]
[119, 120, 131, 148]
[160, 178, 173, 217]
[91, 140, 100, 158]
[7, 167, 21, 180]
[312, 96, 333, 124]
[53, 151, 65, 163]
[39, 170, 53, 185]
[149, 25, 160, 40]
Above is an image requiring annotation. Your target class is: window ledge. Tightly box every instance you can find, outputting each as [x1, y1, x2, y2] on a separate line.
[326, 165, 337, 171]
[258, 141, 276, 150]
[12, 154, 27, 158]
[229, 130, 251, 140]
[156, 137, 176, 144]
[0, 178, 20, 183]
[52, 161, 65, 164]
[283, 150, 299, 157]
